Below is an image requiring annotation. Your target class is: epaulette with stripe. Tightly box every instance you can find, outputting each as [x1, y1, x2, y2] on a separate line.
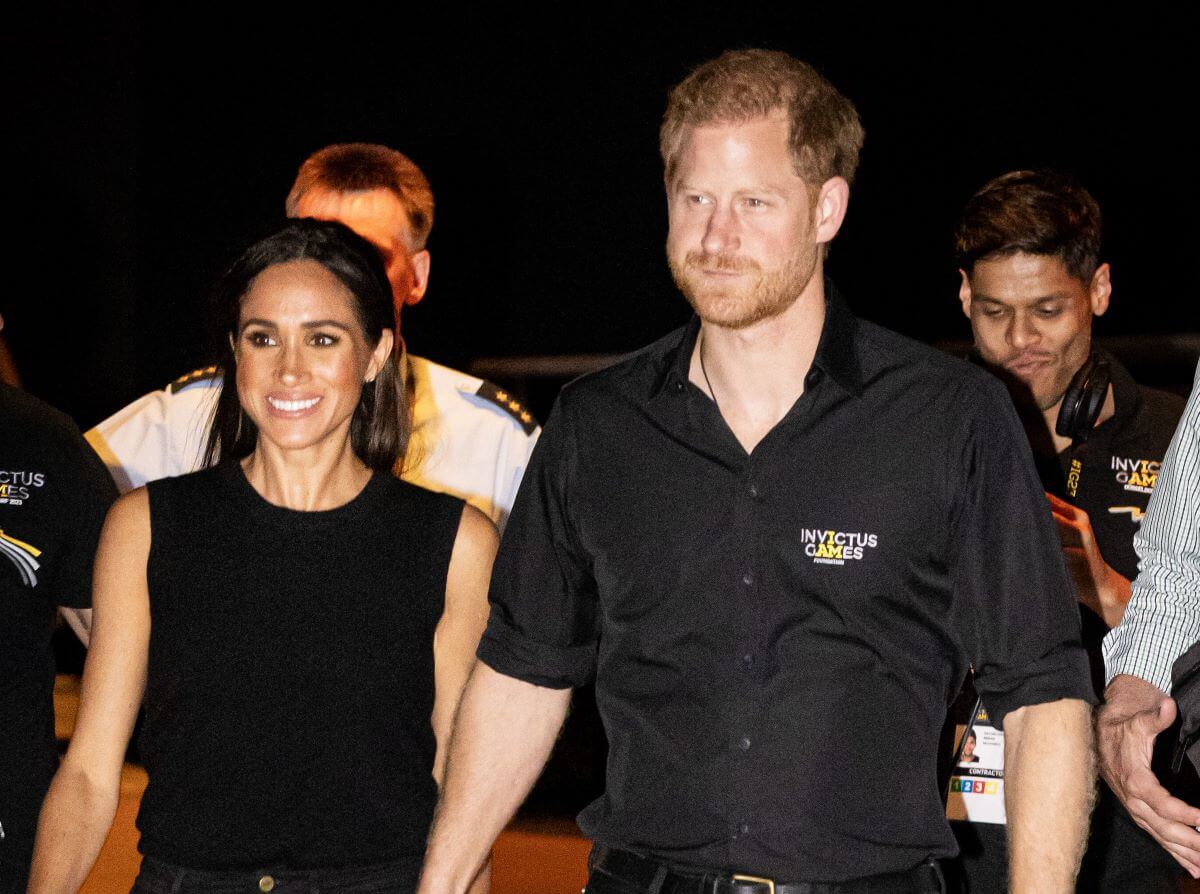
[474, 382, 539, 435]
[168, 366, 220, 394]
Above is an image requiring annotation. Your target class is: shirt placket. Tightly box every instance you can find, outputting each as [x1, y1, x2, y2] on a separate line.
[726, 456, 765, 864]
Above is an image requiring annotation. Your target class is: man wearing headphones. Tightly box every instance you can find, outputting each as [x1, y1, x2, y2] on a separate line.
[954, 170, 1188, 892]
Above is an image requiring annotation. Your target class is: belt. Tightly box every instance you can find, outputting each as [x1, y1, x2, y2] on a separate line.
[591, 848, 945, 894]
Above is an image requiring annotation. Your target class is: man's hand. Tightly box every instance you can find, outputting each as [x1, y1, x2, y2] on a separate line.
[1098, 674, 1200, 877]
[1045, 492, 1131, 628]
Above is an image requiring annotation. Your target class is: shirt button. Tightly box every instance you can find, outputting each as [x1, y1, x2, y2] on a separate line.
[806, 368, 823, 388]
[747, 482, 759, 498]
[258, 876, 275, 893]
[742, 572, 754, 586]
[739, 736, 752, 751]
[674, 380, 684, 393]
[740, 822, 751, 836]
[742, 653, 753, 670]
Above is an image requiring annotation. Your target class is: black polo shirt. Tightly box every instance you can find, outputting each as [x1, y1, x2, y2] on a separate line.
[1056, 353, 1185, 582]
[479, 287, 1094, 883]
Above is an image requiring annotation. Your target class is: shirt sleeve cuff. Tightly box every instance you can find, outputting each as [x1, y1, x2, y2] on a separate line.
[476, 626, 596, 689]
[1104, 623, 1191, 694]
[974, 644, 1097, 730]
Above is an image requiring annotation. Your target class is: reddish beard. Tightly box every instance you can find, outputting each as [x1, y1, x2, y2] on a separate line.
[668, 246, 818, 330]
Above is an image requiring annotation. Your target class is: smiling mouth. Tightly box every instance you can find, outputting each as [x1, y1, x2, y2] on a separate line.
[267, 396, 321, 412]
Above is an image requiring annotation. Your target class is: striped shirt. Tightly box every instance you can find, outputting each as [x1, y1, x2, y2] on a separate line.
[1104, 359, 1200, 693]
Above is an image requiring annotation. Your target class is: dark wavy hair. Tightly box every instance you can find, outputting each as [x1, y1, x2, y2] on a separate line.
[955, 169, 1102, 282]
[203, 218, 407, 472]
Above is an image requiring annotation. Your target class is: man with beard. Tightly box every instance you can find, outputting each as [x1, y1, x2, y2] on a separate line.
[86, 143, 539, 531]
[954, 170, 1187, 892]
[417, 50, 1096, 894]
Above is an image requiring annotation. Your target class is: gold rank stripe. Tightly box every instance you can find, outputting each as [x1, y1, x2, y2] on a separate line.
[474, 382, 539, 434]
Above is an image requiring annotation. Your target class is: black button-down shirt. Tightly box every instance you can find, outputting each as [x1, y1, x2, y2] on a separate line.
[478, 286, 1094, 882]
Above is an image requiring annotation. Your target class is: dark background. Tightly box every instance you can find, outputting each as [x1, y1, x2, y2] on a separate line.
[10, 7, 1200, 821]
[8, 8, 1199, 429]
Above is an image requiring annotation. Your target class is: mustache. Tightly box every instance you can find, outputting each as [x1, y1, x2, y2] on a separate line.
[683, 251, 761, 273]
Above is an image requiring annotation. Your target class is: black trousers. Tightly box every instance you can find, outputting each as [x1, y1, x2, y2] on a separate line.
[584, 847, 946, 894]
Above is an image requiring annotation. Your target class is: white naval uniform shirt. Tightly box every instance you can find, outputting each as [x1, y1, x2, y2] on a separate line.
[85, 355, 540, 532]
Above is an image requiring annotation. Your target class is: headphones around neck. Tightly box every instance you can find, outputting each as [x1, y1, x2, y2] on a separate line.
[1055, 352, 1111, 443]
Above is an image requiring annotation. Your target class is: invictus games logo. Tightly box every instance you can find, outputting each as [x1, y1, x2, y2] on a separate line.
[801, 528, 879, 565]
[0, 528, 42, 587]
[1111, 457, 1159, 495]
[0, 470, 46, 506]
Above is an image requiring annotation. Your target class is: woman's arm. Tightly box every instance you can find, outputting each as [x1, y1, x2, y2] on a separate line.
[28, 489, 152, 894]
[432, 504, 498, 894]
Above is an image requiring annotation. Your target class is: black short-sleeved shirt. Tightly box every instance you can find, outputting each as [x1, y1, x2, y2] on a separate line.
[479, 285, 1094, 883]
[0, 383, 117, 872]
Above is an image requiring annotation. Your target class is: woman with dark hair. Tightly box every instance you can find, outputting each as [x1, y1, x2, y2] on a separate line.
[28, 219, 497, 893]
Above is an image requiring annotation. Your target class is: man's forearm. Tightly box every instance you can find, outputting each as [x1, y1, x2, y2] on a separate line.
[1003, 698, 1096, 892]
[419, 663, 573, 894]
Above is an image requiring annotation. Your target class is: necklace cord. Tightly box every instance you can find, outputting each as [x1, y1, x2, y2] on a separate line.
[698, 331, 723, 419]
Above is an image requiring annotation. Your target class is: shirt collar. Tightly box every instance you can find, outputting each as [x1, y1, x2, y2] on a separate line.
[661, 278, 864, 398]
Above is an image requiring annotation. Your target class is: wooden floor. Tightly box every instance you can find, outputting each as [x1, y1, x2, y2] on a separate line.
[54, 677, 591, 893]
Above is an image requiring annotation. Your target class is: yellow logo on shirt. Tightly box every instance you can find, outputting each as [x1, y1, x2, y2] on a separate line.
[1108, 506, 1146, 523]
[801, 528, 879, 565]
[1066, 458, 1082, 498]
[1111, 457, 1160, 494]
[0, 528, 42, 587]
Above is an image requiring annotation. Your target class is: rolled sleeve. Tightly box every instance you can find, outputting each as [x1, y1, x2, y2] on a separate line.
[948, 377, 1095, 728]
[477, 393, 599, 689]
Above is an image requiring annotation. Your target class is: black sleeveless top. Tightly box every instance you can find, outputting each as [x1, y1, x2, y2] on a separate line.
[136, 463, 463, 869]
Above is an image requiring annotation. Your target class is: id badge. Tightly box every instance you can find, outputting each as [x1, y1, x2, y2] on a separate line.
[945, 697, 1006, 825]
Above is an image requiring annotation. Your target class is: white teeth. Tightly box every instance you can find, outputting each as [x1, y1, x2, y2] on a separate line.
[268, 396, 320, 412]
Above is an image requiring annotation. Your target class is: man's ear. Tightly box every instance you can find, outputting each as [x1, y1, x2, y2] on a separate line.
[1088, 262, 1112, 318]
[958, 269, 974, 319]
[404, 250, 431, 307]
[813, 176, 850, 245]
